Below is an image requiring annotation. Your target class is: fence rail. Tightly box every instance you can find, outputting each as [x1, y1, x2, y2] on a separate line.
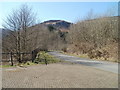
[2, 51, 36, 66]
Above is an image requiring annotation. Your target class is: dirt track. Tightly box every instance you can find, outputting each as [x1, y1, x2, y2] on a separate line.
[2, 63, 118, 88]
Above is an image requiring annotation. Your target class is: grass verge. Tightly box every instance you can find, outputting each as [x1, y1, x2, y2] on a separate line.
[61, 51, 118, 63]
[1, 62, 37, 68]
[0, 65, 16, 68]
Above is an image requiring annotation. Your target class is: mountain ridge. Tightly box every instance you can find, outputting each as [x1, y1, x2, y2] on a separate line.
[41, 20, 72, 30]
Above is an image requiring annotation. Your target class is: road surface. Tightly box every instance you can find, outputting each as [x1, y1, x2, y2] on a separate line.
[3, 64, 118, 88]
[48, 51, 119, 74]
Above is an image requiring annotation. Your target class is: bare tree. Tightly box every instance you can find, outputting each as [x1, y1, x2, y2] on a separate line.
[3, 4, 36, 63]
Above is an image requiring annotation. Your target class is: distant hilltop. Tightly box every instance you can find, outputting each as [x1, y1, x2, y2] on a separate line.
[41, 20, 72, 30]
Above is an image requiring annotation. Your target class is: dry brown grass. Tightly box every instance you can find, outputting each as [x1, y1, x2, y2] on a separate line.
[66, 42, 118, 62]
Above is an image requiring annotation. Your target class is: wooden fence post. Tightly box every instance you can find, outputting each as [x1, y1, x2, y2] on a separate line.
[10, 52, 13, 66]
[32, 51, 34, 62]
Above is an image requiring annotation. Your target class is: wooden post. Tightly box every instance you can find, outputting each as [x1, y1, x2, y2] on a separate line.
[32, 51, 34, 62]
[45, 59, 47, 65]
[10, 52, 13, 66]
[18, 52, 21, 63]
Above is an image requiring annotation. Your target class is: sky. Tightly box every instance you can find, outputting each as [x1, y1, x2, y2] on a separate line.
[0, 2, 118, 28]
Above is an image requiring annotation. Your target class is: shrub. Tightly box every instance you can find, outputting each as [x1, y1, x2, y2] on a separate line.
[87, 49, 109, 60]
[34, 51, 60, 64]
